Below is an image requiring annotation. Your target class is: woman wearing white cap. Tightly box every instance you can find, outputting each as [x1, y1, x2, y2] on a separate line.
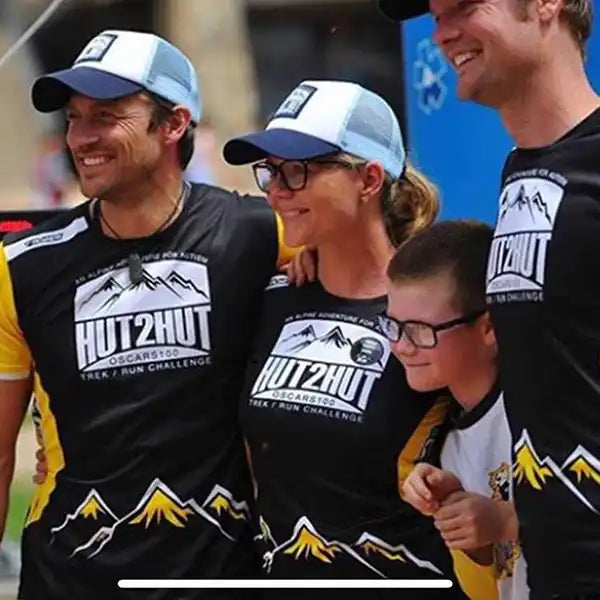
[223, 81, 469, 597]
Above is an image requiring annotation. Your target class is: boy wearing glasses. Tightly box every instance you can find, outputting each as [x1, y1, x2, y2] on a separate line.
[378, 220, 528, 600]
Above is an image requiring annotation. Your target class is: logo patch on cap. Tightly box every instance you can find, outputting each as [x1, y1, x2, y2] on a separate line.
[75, 33, 118, 64]
[274, 84, 317, 120]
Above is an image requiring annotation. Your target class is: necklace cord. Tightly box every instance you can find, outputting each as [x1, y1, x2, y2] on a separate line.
[91, 182, 191, 285]
[95, 181, 190, 240]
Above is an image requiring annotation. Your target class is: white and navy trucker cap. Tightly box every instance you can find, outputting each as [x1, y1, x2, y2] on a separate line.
[223, 80, 406, 179]
[31, 30, 201, 123]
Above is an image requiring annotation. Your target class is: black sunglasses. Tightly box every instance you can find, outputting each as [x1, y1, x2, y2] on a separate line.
[377, 309, 487, 349]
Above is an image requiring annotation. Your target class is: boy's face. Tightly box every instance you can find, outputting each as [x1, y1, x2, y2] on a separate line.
[386, 271, 495, 393]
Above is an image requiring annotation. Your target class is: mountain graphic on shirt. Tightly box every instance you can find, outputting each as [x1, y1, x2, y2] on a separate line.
[499, 185, 552, 224]
[280, 325, 352, 356]
[98, 269, 207, 311]
[358, 537, 406, 561]
[562, 445, 600, 485]
[281, 325, 317, 351]
[164, 270, 206, 294]
[354, 532, 442, 574]
[92, 276, 124, 296]
[128, 486, 195, 529]
[79, 494, 107, 520]
[77, 262, 209, 319]
[284, 521, 343, 563]
[513, 430, 555, 490]
[50, 489, 118, 538]
[203, 484, 250, 522]
[49, 489, 118, 551]
[261, 516, 385, 577]
[513, 429, 598, 513]
[70, 479, 234, 560]
[318, 326, 352, 348]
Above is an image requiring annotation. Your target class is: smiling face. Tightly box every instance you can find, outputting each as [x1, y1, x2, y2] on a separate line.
[65, 93, 165, 200]
[265, 156, 366, 249]
[430, 0, 542, 106]
[386, 270, 494, 393]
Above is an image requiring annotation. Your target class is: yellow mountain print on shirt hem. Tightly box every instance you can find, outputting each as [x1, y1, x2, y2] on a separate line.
[568, 456, 600, 485]
[359, 540, 407, 562]
[209, 495, 247, 520]
[80, 495, 106, 520]
[284, 526, 342, 563]
[513, 431, 553, 490]
[129, 488, 194, 528]
[513, 444, 553, 489]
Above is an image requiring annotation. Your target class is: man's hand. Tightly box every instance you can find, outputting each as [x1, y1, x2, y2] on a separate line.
[434, 491, 518, 550]
[32, 448, 48, 485]
[401, 463, 463, 515]
[284, 246, 317, 287]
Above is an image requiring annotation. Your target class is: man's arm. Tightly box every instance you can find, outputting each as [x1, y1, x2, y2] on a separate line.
[0, 378, 31, 541]
[0, 243, 34, 540]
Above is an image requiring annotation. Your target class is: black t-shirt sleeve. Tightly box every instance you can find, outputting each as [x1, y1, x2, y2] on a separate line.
[233, 193, 279, 274]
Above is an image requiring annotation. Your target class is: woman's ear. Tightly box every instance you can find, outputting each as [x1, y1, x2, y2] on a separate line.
[360, 161, 386, 203]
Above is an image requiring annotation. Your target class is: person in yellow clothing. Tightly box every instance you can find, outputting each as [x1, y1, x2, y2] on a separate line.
[0, 29, 292, 600]
[379, 220, 529, 600]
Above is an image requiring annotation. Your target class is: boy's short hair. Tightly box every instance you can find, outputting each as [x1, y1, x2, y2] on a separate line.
[387, 219, 494, 314]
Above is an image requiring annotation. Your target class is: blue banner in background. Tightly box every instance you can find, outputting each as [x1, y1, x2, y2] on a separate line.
[402, 13, 600, 223]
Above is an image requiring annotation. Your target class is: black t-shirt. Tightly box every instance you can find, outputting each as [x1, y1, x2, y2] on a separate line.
[240, 277, 464, 597]
[486, 107, 600, 596]
[0, 184, 277, 600]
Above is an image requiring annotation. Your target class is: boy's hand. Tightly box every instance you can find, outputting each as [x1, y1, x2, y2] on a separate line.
[434, 492, 518, 550]
[401, 463, 463, 515]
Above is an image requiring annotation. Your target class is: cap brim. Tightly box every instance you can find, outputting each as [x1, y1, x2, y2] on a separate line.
[32, 67, 143, 112]
[379, 0, 429, 21]
[223, 129, 340, 165]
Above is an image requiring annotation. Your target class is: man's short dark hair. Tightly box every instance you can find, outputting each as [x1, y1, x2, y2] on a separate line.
[147, 94, 196, 170]
[387, 219, 494, 314]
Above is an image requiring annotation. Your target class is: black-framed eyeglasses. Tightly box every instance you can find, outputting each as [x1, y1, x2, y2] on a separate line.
[377, 309, 487, 349]
[252, 158, 358, 193]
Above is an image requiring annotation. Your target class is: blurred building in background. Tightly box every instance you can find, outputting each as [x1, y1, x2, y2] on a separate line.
[0, 0, 405, 209]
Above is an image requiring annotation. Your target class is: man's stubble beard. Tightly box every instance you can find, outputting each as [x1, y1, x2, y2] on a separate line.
[82, 162, 157, 204]
[457, 64, 513, 109]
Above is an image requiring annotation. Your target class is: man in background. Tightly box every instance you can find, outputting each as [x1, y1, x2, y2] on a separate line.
[380, 1, 600, 598]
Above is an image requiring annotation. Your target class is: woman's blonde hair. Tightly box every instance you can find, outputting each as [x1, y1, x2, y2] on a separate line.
[336, 153, 439, 246]
[382, 163, 440, 247]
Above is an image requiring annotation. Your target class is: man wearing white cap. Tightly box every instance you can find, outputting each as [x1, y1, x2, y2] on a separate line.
[0, 30, 286, 599]
[380, 2, 600, 599]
